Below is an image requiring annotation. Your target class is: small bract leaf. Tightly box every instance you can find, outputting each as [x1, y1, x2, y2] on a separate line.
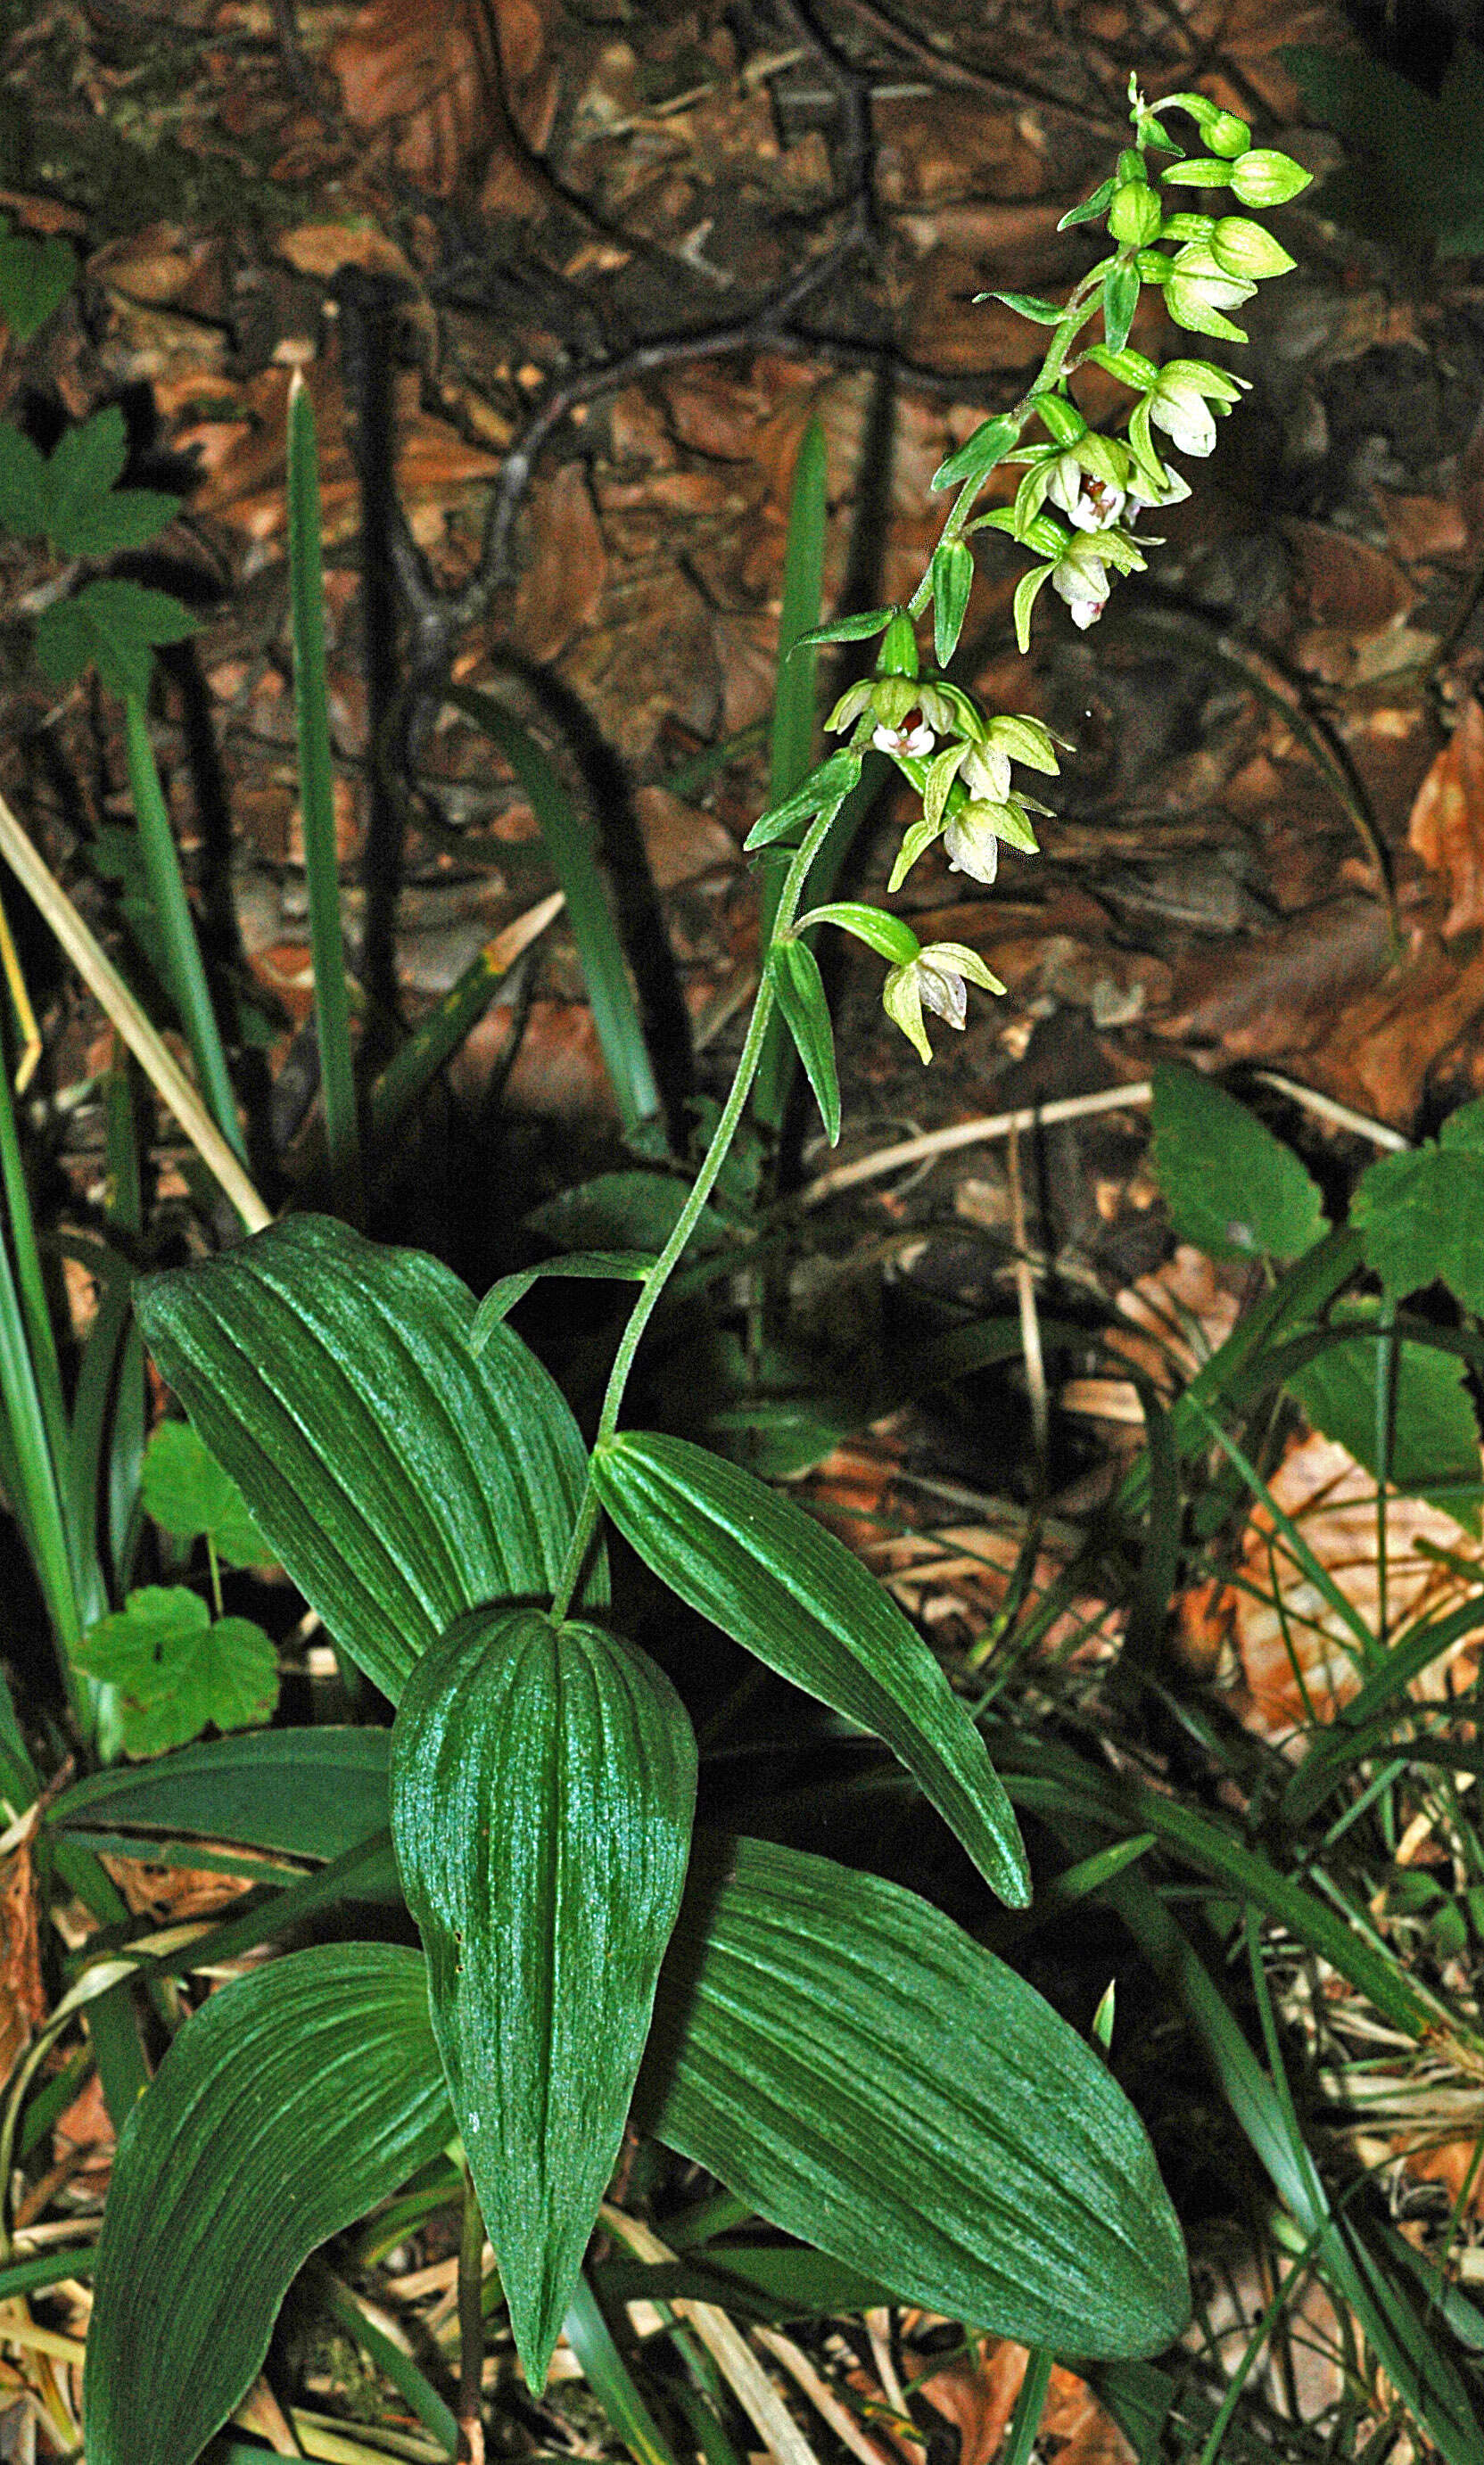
[391, 1606, 697, 2389]
[472, 1251, 657, 1345]
[767, 939, 840, 1146]
[141, 1420, 273, 1565]
[931, 412, 1023, 493]
[1101, 258, 1142, 355]
[84, 1945, 451, 2465]
[589, 1431, 1029, 1906]
[1150, 1065, 1327, 1261]
[930, 537, 975, 667]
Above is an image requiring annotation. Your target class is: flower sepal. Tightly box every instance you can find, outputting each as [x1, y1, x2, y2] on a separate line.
[883, 942, 1007, 1063]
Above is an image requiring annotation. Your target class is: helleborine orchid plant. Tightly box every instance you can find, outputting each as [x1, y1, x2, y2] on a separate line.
[79, 75, 1311, 2465]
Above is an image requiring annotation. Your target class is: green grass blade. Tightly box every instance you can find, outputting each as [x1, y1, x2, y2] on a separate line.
[444, 685, 661, 1136]
[287, 370, 361, 1220]
[0, 1007, 70, 1527]
[564, 2271, 681, 2465]
[753, 416, 828, 1135]
[120, 693, 244, 1165]
[368, 894, 563, 1145]
[315, 2266, 459, 2457]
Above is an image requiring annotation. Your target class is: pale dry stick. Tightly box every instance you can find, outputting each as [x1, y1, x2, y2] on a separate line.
[0, 789, 272, 1232]
[801, 1080, 1155, 1207]
[803, 1066, 1414, 1212]
[1252, 1070, 1411, 1153]
[753, 2327, 903, 2465]
[1002, 1122, 1048, 1462]
[598, 2206, 822, 2465]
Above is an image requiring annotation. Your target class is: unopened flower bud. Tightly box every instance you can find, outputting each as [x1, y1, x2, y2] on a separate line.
[1229, 148, 1312, 207]
[1109, 180, 1162, 246]
[1209, 215, 1297, 278]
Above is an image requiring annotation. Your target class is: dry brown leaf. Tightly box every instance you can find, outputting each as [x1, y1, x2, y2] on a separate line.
[1233, 1434, 1484, 1738]
[1099, 1244, 1241, 1405]
[274, 222, 423, 285]
[99, 1856, 258, 1924]
[329, 0, 556, 209]
[908, 2341, 1134, 2465]
[634, 787, 735, 891]
[1283, 518, 1418, 634]
[0, 1841, 46, 2085]
[179, 362, 500, 545]
[512, 463, 608, 663]
[1409, 698, 1484, 938]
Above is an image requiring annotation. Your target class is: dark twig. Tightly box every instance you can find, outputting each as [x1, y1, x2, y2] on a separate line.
[829, 0, 1120, 128]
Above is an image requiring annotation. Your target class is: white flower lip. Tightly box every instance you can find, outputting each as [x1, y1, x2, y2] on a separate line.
[872, 718, 936, 758]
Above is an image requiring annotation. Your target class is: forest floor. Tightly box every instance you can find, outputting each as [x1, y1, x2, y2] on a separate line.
[4, 0, 1484, 2459]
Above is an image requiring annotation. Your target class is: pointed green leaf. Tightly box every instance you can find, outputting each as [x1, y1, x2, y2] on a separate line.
[1101, 259, 1142, 355]
[84, 1944, 452, 2465]
[790, 608, 895, 649]
[589, 1431, 1029, 1906]
[0, 421, 49, 537]
[930, 413, 1023, 494]
[1058, 177, 1116, 229]
[979, 291, 1068, 324]
[930, 537, 975, 667]
[639, 1835, 1187, 2357]
[135, 1215, 605, 1703]
[52, 1727, 391, 1863]
[1150, 1064, 1327, 1261]
[766, 940, 840, 1146]
[1351, 1101, 1484, 1312]
[141, 1420, 272, 1566]
[0, 232, 77, 342]
[744, 748, 862, 850]
[392, 1606, 697, 2388]
[471, 1251, 656, 1347]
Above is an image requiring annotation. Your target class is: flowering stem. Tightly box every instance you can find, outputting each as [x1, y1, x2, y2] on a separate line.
[904, 272, 1110, 622]
[549, 798, 845, 1620]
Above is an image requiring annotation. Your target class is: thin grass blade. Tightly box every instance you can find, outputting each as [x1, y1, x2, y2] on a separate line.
[444, 685, 660, 1136]
[287, 370, 361, 1219]
[120, 693, 243, 1163]
[754, 416, 827, 1134]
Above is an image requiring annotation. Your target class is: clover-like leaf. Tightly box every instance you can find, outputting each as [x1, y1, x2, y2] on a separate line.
[0, 230, 78, 344]
[36, 579, 198, 701]
[42, 406, 179, 557]
[75, 1587, 278, 1756]
[1351, 1101, 1484, 1314]
[141, 1421, 273, 1567]
[0, 422, 48, 540]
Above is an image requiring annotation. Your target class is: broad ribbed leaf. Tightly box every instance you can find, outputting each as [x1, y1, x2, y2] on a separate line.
[84, 1945, 451, 2465]
[52, 1727, 390, 1863]
[640, 1835, 1187, 2357]
[392, 1606, 697, 2387]
[135, 1216, 603, 1702]
[590, 1432, 1028, 1907]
